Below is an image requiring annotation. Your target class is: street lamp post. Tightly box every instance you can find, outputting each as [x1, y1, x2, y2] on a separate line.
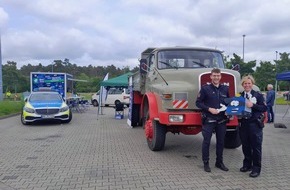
[242, 34, 246, 62]
[51, 61, 56, 72]
[0, 34, 3, 101]
[275, 51, 278, 73]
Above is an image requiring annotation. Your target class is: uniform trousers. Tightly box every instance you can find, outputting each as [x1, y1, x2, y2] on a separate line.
[239, 121, 263, 173]
[202, 122, 226, 163]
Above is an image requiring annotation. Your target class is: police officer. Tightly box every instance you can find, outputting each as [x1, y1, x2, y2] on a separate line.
[239, 75, 267, 178]
[196, 68, 229, 172]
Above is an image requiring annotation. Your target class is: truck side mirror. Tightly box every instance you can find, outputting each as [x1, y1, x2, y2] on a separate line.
[231, 63, 240, 72]
[139, 59, 148, 74]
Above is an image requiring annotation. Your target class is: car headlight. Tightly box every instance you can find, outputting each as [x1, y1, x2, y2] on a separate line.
[24, 107, 35, 113]
[60, 106, 69, 112]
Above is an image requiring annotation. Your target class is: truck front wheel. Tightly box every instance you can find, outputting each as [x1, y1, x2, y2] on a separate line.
[224, 129, 241, 149]
[145, 119, 167, 151]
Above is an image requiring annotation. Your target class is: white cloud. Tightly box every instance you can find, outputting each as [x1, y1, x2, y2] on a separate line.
[0, 0, 290, 69]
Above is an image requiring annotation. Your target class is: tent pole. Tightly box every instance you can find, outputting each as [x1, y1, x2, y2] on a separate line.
[274, 80, 278, 119]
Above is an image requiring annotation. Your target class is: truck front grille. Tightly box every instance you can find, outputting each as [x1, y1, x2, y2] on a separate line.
[200, 72, 236, 96]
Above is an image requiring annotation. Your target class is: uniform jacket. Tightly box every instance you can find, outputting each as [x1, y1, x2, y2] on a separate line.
[240, 90, 267, 121]
[196, 83, 229, 120]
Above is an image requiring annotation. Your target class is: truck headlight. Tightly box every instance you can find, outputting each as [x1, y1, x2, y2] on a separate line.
[169, 115, 184, 122]
[24, 107, 35, 113]
[60, 106, 69, 112]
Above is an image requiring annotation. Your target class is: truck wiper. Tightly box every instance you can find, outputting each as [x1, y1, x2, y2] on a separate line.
[192, 61, 207, 68]
[153, 67, 168, 86]
[159, 61, 178, 69]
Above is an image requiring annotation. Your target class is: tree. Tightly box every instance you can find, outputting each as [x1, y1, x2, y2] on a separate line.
[275, 52, 290, 90]
[225, 53, 256, 77]
[75, 73, 90, 93]
[253, 61, 275, 91]
[275, 52, 290, 73]
[2, 61, 29, 93]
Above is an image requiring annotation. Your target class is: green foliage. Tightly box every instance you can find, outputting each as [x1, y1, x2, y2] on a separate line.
[253, 61, 276, 91]
[224, 52, 290, 91]
[75, 73, 91, 92]
[275, 52, 290, 73]
[276, 97, 289, 105]
[0, 100, 24, 117]
[2, 52, 290, 94]
[224, 53, 256, 77]
[2, 59, 137, 94]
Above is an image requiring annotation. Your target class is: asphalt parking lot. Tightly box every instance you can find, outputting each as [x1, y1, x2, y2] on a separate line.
[0, 105, 290, 190]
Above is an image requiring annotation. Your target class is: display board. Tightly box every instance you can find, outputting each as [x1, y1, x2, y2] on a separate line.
[30, 72, 68, 99]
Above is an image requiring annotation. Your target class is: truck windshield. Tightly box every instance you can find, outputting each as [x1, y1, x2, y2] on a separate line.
[157, 50, 225, 69]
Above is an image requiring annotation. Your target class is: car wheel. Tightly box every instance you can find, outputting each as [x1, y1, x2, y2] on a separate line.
[21, 112, 29, 125]
[63, 111, 72, 124]
[92, 100, 99, 107]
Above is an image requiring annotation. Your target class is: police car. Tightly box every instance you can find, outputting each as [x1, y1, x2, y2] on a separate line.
[21, 91, 72, 125]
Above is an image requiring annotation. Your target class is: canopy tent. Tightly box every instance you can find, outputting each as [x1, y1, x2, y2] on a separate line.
[276, 71, 290, 81]
[97, 72, 132, 116]
[274, 71, 290, 128]
[100, 72, 132, 87]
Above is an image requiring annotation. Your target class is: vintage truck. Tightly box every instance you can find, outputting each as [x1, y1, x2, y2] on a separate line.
[127, 47, 241, 151]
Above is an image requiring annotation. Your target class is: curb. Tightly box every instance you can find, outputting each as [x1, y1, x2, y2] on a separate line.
[0, 113, 21, 120]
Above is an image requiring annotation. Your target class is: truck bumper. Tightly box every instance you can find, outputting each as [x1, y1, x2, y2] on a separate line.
[158, 112, 239, 127]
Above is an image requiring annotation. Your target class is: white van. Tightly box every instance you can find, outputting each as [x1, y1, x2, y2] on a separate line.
[91, 88, 130, 107]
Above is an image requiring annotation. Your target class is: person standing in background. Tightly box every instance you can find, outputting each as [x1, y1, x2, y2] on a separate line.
[266, 84, 275, 123]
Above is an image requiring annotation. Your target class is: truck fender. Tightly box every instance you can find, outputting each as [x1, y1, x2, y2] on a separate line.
[141, 92, 159, 120]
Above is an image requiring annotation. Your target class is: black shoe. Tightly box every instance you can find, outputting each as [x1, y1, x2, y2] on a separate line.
[204, 162, 211, 172]
[215, 162, 229, 171]
[240, 167, 252, 172]
[249, 171, 260, 178]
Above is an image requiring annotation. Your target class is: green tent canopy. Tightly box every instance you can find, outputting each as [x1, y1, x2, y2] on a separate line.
[100, 72, 132, 87]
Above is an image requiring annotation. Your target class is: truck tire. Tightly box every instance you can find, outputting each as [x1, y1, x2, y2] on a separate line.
[147, 120, 167, 151]
[224, 129, 241, 149]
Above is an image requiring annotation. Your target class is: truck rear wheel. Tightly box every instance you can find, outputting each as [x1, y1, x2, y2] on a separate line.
[145, 119, 166, 151]
[224, 129, 241, 149]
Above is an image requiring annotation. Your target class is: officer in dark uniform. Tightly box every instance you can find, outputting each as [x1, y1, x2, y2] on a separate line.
[196, 68, 229, 172]
[239, 75, 267, 178]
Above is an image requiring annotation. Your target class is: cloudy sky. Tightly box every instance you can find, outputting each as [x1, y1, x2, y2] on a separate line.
[0, 0, 289, 69]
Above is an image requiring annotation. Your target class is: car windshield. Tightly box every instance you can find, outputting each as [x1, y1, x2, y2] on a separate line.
[30, 93, 62, 101]
[157, 50, 225, 69]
